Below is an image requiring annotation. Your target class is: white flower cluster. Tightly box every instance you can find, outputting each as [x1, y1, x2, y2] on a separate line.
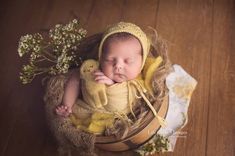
[49, 19, 86, 55]
[18, 33, 43, 58]
[18, 19, 87, 84]
[135, 134, 169, 156]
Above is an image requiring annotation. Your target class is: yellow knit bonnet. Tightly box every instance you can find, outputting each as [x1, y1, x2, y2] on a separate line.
[98, 22, 150, 69]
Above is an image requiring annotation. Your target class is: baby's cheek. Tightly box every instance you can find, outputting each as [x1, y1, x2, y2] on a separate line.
[102, 66, 113, 78]
[127, 68, 141, 79]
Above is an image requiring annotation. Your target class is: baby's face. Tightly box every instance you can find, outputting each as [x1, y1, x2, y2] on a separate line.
[100, 38, 142, 83]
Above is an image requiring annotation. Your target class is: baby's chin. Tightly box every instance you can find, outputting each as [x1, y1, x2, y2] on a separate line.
[114, 79, 125, 83]
[112, 74, 128, 83]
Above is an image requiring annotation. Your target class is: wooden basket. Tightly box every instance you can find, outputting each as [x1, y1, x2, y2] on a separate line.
[95, 96, 169, 151]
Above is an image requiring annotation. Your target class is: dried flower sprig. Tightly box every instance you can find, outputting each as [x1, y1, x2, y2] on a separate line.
[135, 134, 169, 156]
[18, 19, 87, 84]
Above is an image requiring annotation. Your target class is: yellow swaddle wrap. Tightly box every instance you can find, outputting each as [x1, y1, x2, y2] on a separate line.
[104, 82, 136, 114]
[70, 59, 137, 134]
[70, 56, 165, 134]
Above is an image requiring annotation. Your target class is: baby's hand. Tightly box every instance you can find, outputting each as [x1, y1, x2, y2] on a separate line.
[55, 104, 72, 117]
[93, 70, 114, 85]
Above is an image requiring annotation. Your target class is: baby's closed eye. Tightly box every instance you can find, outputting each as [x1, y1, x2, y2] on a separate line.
[125, 58, 134, 64]
[104, 58, 114, 63]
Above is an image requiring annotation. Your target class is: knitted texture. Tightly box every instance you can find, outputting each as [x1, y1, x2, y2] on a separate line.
[44, 74, 97, 156]
[98, 22, 150, 69]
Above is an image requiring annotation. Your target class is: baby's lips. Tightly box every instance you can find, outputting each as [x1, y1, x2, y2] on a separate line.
[114, 73, 126, 77]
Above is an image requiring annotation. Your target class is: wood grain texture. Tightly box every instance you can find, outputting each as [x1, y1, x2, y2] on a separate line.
[85, 0, 124, 35]
[0, 1, 50, 155]
[206, 0, 235, 156]
[155, 1, 213, 156]
[121, 0, 159, 28]
[0, 0, 234, 156]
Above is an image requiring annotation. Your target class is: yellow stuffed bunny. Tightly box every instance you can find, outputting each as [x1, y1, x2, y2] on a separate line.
[80, 59, 108, 108]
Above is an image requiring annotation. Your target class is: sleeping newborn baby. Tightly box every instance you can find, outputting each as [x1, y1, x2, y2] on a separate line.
[55, 22, 163, 134]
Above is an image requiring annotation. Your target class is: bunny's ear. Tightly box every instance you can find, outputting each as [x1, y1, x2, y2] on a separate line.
[142, 56, 163, 95]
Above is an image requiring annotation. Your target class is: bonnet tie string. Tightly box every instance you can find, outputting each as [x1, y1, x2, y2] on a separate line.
[128, 80, 166, 127]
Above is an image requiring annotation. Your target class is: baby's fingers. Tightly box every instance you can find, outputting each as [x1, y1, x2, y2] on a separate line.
[94, 75, 107, 81]
[93, 70, 104, 76]
[55, 105, 71, 117]
[95, 76, 114, 85]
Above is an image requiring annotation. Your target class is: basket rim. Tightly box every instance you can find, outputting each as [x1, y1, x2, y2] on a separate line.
[95, 95, 169, 144]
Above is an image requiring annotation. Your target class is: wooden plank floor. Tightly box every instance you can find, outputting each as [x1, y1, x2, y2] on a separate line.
[0, 0, 234, 156]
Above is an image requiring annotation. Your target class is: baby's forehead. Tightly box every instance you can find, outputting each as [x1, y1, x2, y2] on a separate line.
[106, 36, 142, 51]
[105, 42, 142, 57]
[104, 32, 141, 46]
[105, 50, 141, 57]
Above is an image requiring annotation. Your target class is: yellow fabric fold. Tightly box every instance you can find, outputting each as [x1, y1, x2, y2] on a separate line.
[70, 56, 166, 134]
[128, 79, 166, 127]
[70, 112, 114, 134]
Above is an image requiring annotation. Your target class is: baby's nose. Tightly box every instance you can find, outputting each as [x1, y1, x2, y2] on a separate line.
[114, 64, 122, 70]
[114, 66, 122, 71]
[114, 61, 124, 71]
